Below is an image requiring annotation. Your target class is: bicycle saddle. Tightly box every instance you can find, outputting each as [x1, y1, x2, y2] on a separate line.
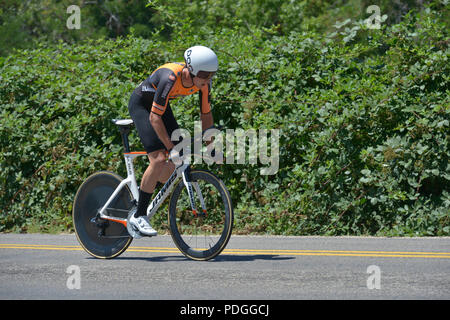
[112, 119, 134, 127]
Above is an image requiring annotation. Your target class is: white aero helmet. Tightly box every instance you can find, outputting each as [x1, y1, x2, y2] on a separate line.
[184, 46, 218, 78]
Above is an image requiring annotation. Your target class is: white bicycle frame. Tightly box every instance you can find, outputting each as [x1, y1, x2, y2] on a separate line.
[97, 152, 206, 227]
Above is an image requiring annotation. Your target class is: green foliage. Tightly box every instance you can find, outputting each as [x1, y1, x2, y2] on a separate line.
[1, 0, 442, 56]
[0, 0, 159, 56]
[0, 37, 162, 232]
[0, 1, 449, 235]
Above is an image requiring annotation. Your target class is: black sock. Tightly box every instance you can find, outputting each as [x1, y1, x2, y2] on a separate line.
[135, 189, 152, 217]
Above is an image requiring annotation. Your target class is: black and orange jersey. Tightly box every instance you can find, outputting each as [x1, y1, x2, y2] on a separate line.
[134, 62, 211, 116]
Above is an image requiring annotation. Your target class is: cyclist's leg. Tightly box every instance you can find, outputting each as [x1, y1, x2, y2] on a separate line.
[127, 95, 161, 234]
[137, 105, 178, 193]
[129, 96, 178, 216]
[141, 149, 174, 193]
[128, 149, 167, 236]
[155, 104, 178, 184]
[128, 92, 158, 217]
[156, 153, 176, 184]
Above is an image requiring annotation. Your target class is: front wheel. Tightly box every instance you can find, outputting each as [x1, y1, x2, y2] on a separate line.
[73, 171, 133, 259]
[168, 170, 234, 261]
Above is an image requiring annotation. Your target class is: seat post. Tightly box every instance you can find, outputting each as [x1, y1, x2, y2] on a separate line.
[112, 119, 134, 153]
[119, 127, 131, 153]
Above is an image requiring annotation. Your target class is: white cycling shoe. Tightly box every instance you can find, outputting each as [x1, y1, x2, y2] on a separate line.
[129, 214, 157, 237]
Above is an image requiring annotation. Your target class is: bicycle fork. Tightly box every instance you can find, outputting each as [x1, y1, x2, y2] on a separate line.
[182, 167, 207, 217]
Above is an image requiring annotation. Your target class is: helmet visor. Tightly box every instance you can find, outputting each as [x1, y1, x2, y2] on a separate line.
[196, 70, 216, 79]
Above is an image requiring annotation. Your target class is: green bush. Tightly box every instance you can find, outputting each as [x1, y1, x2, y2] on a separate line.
[0, 1, 448, 235]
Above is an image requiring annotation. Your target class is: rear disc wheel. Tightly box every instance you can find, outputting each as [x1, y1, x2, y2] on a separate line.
[73, 171, 133, 259]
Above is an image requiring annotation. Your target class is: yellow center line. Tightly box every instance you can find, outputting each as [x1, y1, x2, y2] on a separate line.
[0, 244, 81, 248]
[0, 245, 84, 251]
[1, 244, 449, 259]
[223, 248, 450, 255]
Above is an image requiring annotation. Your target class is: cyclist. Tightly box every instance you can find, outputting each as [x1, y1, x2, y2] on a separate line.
[127, 45, 218, 236]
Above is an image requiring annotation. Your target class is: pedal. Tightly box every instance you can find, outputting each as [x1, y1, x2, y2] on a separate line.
[126, 208, 158, 238]
[126, 208, 142, 239]
[127, 224, 143, 239]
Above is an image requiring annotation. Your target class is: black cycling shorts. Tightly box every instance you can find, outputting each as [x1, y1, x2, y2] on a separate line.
[128, 91, 179, 154]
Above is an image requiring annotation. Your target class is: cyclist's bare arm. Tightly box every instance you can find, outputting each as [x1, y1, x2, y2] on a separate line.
[201, 112, 214, 146]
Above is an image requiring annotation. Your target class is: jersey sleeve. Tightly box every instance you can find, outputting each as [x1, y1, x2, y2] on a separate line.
[199, 80, 212, 114]
[151, 69, 177, 116]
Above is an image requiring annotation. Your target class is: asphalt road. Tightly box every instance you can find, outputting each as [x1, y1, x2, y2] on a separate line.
[1, 233, 449, 300]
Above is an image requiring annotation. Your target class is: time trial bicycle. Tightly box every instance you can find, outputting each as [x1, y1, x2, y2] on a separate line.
[72, 119, 233, 261]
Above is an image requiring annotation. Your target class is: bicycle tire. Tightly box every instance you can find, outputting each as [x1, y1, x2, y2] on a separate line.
[168, 170, 233, 261]
[73, 171, 133, 259]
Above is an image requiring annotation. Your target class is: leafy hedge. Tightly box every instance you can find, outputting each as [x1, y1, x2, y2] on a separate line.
[0, 2, 448, 235]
